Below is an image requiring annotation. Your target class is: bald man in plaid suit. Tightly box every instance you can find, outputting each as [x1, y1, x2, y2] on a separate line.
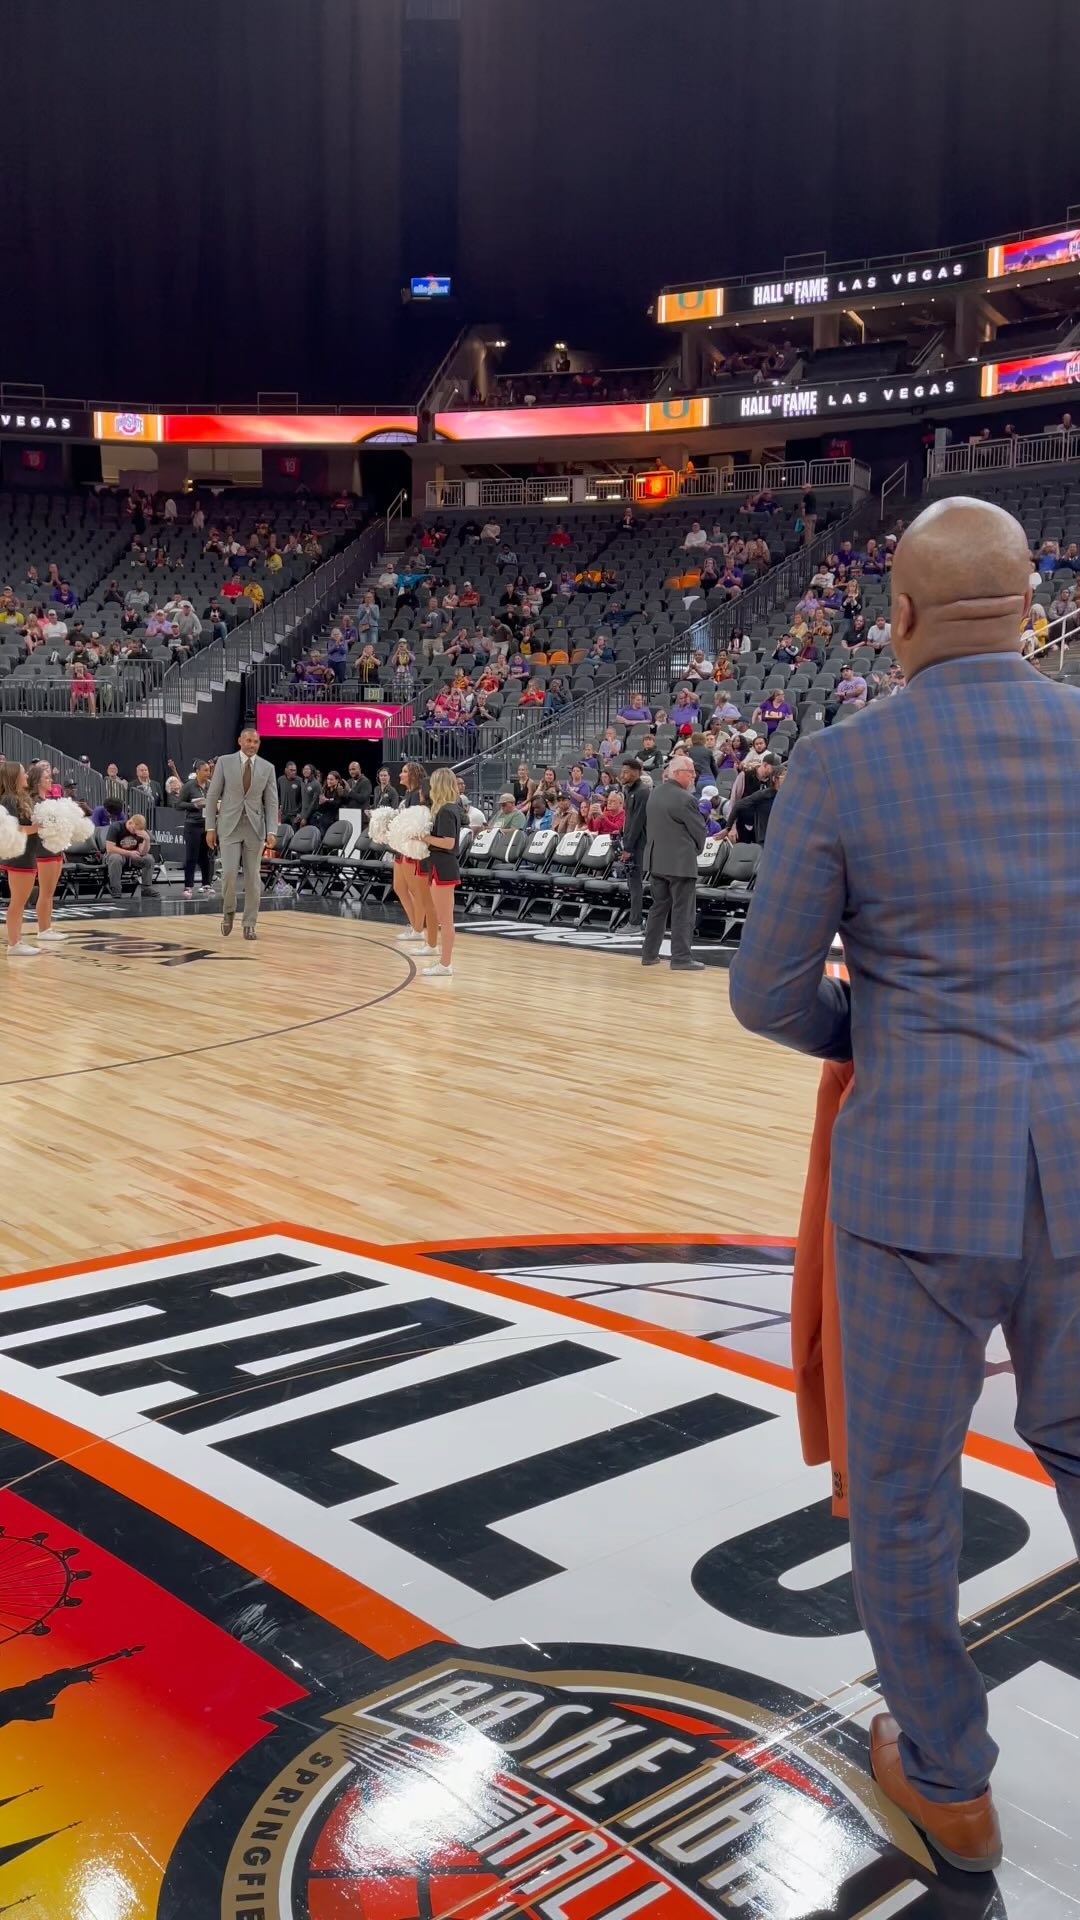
[730, 497, 1080, 1875]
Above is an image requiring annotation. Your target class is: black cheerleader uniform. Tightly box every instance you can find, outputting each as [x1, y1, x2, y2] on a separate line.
[0, 796, 48, 873]
[430, 804, 461, 888]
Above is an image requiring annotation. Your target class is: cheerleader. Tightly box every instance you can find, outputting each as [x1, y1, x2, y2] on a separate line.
[421, 767, 461, 978]
[26, 761, 68, 944]
[0, 763, 52, 956]
[393, 763, 436, 957]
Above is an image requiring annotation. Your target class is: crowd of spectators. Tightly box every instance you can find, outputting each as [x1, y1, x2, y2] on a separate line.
[281, 504, 780, 738]
[0, 488, 359, 714]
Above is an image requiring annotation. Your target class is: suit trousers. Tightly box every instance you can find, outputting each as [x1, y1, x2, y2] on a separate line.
[641, 873, 696, 965]
[219, 824, 264, 929]
[625, 847, 644, 927]
[834, 1145, 1080, 1803]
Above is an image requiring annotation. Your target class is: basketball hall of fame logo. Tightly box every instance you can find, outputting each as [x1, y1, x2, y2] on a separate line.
[0, 1225, 1067, 1916]
[169, 1648, 955, 1920]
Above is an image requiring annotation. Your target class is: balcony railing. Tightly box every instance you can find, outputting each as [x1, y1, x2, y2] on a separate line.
[926, 426, 1080, 481]
[425, 457, 870, 513]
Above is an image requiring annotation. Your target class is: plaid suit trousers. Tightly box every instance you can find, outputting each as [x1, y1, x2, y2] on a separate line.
[835, 1146, 1080, 1802]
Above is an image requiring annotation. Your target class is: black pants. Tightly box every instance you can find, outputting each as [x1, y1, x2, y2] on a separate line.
[625, 848, 644, 927]
[641, 873, 696, 966]
[183, 827, 214, 888]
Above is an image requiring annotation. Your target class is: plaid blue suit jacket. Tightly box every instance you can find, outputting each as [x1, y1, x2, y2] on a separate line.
[729, 653, 1080, 1257]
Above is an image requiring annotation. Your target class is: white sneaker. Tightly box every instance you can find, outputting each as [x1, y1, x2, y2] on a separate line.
[34, 928, 68, 942]
[422, 961, 454, 977]
[6, 942, 40, 958]
[397, 927, 424, 942]
[182, 888, 194, 899]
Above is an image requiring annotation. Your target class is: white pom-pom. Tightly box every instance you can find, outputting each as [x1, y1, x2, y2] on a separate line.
[387, 804, 432, 862]
[368, 805, 397, 847]
[0, 809, 26, 861]
[32, 797, 93, 854]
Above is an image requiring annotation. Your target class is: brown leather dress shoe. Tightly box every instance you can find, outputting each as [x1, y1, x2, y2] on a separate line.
[870, 1715, 1002, 1874]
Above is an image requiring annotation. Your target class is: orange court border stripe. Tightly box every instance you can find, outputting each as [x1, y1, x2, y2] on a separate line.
[0, 1214, 1052, 1609]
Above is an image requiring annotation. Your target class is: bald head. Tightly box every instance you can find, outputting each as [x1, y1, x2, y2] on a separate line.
[891, 497, 1033, 677]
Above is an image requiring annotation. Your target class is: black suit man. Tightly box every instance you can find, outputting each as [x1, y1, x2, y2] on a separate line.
[641, 755, 707, 970]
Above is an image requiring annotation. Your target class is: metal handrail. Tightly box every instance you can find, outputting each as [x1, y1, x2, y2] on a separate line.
[416, 327, 469, 417]
[161, 521, 385, 724]
[879, 462, 909, 520]
[1029, 601, 1080, 672]
[1, 724, 107, 807]
[926, 426, 1080, 483]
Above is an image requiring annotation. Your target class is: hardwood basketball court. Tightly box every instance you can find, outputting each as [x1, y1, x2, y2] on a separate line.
[0, 899, 1072, 1919]
[0, 902, 822, 1272]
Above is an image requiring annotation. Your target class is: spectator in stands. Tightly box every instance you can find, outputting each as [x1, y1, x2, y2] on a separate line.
[683, 521, 708, 550]
[131, 764, 161, 808]
[687, 732, 717, 789]
[846, 613, 869, 651]
[567, 764, 592, 804]
[520, 678, 545, 708]
[544, 677, 571, 713]
[69, 659, 96, 715]
[669, 687, 701, 730]
[356, 591, 381, 641]
[104, 813, 156, 899]
[726, 761, 785, 844]
[636, 734, 661, 775]
[41, 610, 68, 647]
[326, 628, 349, 683]
[494, 791, 527, 833]
[617, 691, 652, 725]
[712, 692, 743, 728]
[480, 517, 501, 541]
[832, 664, 868, 715]
[685, 649, 715, 683]
[754, 689, 792, 736]
[221, 575, 245, 602]
[548, 523, 572, 548]
[175, 602, 202, 647]
[593, 790, 625, 836]
[868, 614, 892, 651]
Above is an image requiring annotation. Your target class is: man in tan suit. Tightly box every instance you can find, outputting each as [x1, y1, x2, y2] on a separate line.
[205, 726, 278, 940]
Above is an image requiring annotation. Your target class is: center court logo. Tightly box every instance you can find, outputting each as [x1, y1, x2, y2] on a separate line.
[205, 1654, 953, 1920]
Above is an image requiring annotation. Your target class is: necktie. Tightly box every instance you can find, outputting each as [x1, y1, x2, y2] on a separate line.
[242, 758, 252, 795]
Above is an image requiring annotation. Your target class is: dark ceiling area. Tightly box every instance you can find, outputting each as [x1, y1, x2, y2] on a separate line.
[3, 0, 1079, 404]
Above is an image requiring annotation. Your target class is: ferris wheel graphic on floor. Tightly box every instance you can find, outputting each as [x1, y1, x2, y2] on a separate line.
[0, 1527, 90, 1642]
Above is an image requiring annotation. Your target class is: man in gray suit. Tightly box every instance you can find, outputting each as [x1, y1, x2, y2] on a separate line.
[641, 754, 707, 970]
[205, 726, 278, 940]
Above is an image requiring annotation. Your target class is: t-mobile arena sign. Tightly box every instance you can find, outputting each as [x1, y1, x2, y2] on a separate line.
[256, 702, 413, 738]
